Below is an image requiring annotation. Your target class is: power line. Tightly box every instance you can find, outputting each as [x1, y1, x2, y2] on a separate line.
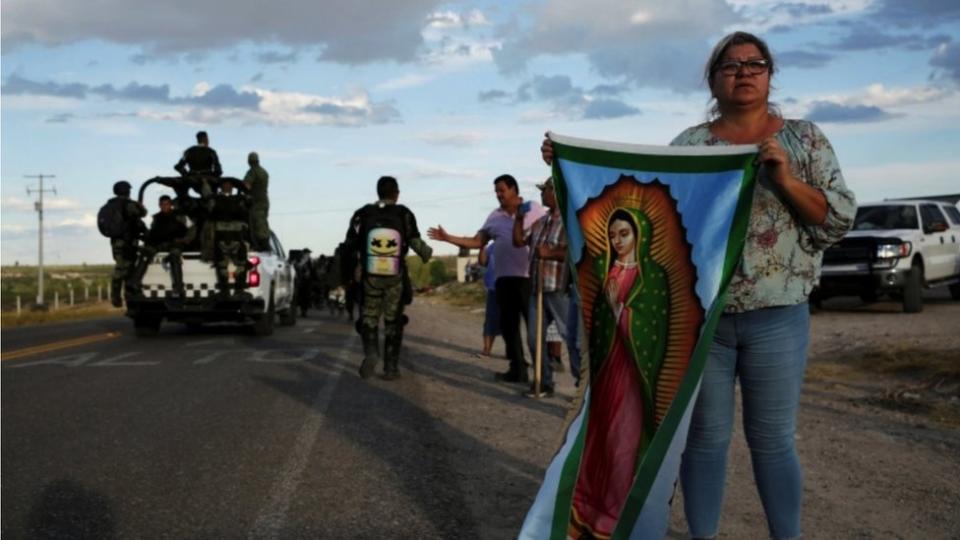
[25, 174, 57, 308]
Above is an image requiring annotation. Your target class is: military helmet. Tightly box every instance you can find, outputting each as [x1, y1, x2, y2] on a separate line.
[113, 180, 132, 196]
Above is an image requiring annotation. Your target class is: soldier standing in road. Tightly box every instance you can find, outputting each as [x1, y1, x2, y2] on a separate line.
[133, 195, 194, 299]
[103, 181, 147, 307]
[243, 151, 270, 251]
[210, 179, 251, 297]
[345, 176, 432, 380]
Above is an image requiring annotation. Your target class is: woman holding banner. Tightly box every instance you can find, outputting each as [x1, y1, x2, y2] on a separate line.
[540, 30, 855, 540]
[669, 32, 856, 539]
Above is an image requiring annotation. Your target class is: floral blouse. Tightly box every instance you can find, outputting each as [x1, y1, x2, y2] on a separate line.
[671, 119, 856, 313]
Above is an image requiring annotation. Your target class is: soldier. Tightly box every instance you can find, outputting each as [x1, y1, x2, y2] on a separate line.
[242, 151, 270, 251]
[210, 179, 251, 297]
[175, 131, 222, 216]
[102, 181, 147, 307]
[132, 195, 194, 298]
[175, 131, 222, 178]
[345, 176, 432, 380]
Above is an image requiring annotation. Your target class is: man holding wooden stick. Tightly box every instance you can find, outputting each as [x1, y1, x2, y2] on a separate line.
[513, 177, 571, 398]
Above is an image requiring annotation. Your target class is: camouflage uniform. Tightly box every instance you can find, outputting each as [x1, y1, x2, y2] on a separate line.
[243, 162, 270, 251]
[133, 210, 194, 297]
[345, 200, 432, 379]
[210, 190, 251, 295]
[109, 197, 147, 306]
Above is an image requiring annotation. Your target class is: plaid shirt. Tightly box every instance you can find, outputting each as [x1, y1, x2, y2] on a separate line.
[528, 210, 568, 293]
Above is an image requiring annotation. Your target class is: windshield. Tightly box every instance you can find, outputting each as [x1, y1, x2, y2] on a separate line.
[853, 205, 919, 231]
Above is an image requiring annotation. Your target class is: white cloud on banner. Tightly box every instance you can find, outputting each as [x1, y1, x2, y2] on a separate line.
[2, 0, 447, 64]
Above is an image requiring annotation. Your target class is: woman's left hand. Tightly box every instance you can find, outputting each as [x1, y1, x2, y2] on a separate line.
[758, 136, 792, 187]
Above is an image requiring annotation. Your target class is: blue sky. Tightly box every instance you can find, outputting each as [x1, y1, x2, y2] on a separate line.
[2, 0, 958, 264]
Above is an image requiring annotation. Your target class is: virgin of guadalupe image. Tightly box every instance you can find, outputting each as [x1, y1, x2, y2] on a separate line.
[569, 178, 703, 539]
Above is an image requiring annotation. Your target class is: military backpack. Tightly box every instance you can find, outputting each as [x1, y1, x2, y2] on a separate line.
[97, 197, 130, 239]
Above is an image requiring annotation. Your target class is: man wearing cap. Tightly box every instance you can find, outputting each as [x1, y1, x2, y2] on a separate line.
[106, 181, 147, 307]
[512, 177, 578, 397]
[132, 195, 194, 299]
[243, 151, 270, 251]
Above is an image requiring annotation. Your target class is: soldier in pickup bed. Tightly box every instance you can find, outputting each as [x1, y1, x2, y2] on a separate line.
[133, 195, 194, 298]
[210, 179, 251, 297]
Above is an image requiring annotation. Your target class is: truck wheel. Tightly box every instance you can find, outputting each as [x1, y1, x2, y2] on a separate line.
[134, 314, 162, 337]
[252, 293, 275, 336]
[859, 291, 878, 304]
[950, 283, 960, 300]
[278, 306, 297, 326]
[903, 263, 924, 313]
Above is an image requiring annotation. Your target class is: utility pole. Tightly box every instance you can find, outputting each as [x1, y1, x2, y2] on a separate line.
[25, 174, 57, 308]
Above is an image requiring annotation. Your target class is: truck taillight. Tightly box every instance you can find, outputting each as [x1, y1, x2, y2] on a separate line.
[247, 256, 261, 287]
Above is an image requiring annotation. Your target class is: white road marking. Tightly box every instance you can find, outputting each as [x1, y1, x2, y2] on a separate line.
[6, 352, 98, 368]
[90, 352, 157, 367]
[185, 338, 236, 348]
[193, 350, 231, 365]
[248, 334, 354, 539]
[248, 348, 322, 363]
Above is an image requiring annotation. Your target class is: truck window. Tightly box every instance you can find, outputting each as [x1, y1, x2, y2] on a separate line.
[853, 205, 918, 231]
[920, 204, 948, 230]
[942, 205, 960, 226]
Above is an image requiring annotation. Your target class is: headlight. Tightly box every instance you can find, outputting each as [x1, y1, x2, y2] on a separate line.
[876, 242, 911, 259]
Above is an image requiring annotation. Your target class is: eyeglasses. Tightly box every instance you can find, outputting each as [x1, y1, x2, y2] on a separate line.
[716, 59, 769, 76]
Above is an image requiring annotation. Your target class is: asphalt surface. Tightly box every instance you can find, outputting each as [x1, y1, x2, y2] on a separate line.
[2, 305, 570, 539]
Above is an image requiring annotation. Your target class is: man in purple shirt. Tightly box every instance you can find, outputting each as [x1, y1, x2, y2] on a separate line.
[428, 174, 546, 383]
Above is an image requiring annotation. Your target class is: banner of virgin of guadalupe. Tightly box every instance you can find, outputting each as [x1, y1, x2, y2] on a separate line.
[520, 133, 758, 540]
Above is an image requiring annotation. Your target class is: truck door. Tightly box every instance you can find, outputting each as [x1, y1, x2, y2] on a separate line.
[919, 203, 951, 281]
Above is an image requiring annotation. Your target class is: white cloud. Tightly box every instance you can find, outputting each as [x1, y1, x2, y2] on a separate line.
[417, 131, 486, 147]
[782, 83, 955, 119]
[493, 0, 741, 91]
[192, 81, 212, 96]
[1, 196, 82, 211]
[375, 73, 434, 92]
[845, 159, 960, 202]
[2, 0, 448, 64]
[55, 213, 96, 228]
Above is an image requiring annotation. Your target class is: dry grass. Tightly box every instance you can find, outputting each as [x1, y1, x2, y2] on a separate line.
[0, 303, 124, 328]
[425, 281, 487, 308]
[808, 346, 960, 426]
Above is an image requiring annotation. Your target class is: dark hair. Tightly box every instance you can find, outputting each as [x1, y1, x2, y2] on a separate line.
[377, 176, 399, 199]
[196, 131, 208, 143]
[704, 31, 779, 119]
[113, 180, 131, 196]
[158, 195, 173, 204]
[607, 209, 638, 270]
[493, 174, 519, 194]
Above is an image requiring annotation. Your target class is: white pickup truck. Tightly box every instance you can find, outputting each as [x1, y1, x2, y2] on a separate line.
[817, 199, 960, 312]
[125, 176, 296, 336]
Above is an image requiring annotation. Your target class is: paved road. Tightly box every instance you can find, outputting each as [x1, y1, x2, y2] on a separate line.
[2, 306, 569, 539]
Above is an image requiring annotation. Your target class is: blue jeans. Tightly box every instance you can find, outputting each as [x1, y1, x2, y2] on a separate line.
[681, 303, 809, 540]
[525, 290, 572, 387]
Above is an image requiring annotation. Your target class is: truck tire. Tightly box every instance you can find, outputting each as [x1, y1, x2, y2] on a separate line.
[134, 314, 162, 337]
[252, 292, 275, 336]
[950, 283, 960, 300]
[903, 263, 923, 313]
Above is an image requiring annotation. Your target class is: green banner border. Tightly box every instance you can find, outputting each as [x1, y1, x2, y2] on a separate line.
[545, 145, 758, 539]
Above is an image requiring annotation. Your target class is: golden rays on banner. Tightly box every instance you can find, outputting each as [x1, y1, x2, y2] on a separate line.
[575, 175, 704, 426]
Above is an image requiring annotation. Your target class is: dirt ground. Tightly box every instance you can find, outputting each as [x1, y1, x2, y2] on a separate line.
[409, 287, 960, 539]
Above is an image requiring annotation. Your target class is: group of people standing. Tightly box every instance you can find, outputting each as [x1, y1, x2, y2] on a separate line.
[103, 29, 858, 538]
[105, 131, 270, 306]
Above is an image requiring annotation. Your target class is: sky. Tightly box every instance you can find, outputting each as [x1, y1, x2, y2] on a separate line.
[2, 0, 958, 265]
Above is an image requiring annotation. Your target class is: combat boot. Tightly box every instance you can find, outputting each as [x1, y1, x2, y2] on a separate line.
[359, 327, 380, 379]
[169, 260, 185, 298]
[110, 279, 123, 308]
[381, 331, 403, 381]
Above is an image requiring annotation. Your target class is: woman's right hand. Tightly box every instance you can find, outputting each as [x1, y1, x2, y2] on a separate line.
[541, 133, 554, 165]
